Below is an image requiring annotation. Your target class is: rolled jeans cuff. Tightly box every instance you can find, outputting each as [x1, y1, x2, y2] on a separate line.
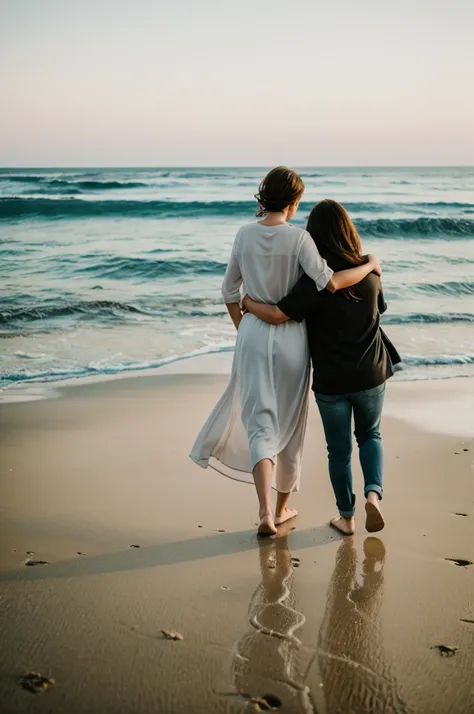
[338, 508, 356, 518]
[365, 484, 383, 500]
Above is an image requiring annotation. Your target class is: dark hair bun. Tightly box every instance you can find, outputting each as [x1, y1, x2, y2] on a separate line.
[255, 166, 305, 217]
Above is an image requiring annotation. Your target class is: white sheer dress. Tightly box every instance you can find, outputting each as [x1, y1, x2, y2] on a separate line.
[190, 221, 333, 492]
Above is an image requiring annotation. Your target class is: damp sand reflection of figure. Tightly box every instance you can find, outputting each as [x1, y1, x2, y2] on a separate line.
[231, 535, 315, 713]
[318, 538, 408, 714]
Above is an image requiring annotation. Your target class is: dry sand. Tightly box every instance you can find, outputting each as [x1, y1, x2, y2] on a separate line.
[0, 374, 473, 714]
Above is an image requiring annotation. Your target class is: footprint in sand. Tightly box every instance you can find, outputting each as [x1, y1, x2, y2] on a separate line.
[445, 558, 473, 567]
[431, 645, 458, 657]
[19, 672, 55, 693]
[251, 694, 282, 710]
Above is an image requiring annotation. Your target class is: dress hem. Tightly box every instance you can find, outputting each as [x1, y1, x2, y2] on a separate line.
[189, 454, 300, 493]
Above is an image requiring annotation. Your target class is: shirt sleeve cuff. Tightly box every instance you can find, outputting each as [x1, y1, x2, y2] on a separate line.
[277, 298, 305, 323]
[222, 288, 241, 303]
[315, 266, 334, 291]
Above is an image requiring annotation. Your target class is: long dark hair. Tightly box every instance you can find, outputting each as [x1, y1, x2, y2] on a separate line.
[255, 166, 305, 217]
[307, 199, 366, 300]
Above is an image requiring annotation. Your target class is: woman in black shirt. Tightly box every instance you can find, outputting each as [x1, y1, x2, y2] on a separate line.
[243, 200, 400, 536]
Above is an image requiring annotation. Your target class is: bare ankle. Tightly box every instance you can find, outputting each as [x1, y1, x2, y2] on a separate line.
[330, 516, 355, 535]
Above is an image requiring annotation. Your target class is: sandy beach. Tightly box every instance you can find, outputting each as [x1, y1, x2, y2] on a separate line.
[0, 374, 473, 714]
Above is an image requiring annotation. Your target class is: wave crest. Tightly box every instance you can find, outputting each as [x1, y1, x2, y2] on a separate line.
[382, 312, 474, 324]
[1, 197, 473, 237]
[0, 300, 148, 324]
[75, 256, 226, 279]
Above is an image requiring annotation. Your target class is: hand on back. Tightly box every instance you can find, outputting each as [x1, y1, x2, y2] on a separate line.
[241, 294, 252, 313]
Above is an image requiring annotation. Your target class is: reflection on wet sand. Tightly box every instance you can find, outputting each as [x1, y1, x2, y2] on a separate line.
[231, 535, 315, 712]
[319, 537, 409, 714]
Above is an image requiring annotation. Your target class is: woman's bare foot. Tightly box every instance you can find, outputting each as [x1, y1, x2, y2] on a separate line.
[275, 507, 298, 526]
[330, 516, 355, 536]
[257, 512, 277, 536]
[365, 499, 385, 533]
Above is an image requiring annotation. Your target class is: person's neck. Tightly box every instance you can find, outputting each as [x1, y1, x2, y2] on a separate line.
[258, 210, 289, 226]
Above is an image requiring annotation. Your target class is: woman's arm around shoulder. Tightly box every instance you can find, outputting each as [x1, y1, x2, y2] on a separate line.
[327, 255, 381, 292]
[298, 230, 381, 293]
[297, 230, 334, 291]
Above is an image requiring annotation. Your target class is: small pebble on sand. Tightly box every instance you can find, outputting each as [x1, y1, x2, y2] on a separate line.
[161, 630, 183, 641]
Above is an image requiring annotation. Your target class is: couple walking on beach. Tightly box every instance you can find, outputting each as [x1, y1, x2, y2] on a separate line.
[190, 167, 400, 537]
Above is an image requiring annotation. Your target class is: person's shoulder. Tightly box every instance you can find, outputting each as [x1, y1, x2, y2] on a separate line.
[236, 220, 260, 238]
[233, 221, 257, 247]
[286, 223, 309, 237]
[239, 220, 259, 230]
[362, 271, 382, 290]
[284, 224, 311, 249]
[354, 256, 381, 290]
[357, 271, 382, 302]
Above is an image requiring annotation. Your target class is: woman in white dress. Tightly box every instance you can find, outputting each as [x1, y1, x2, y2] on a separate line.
[190, 167, 380, 535]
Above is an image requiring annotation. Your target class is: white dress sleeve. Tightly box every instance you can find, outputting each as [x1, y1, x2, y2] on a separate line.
[298, 230, 334, 291]
[221, 231, 243, 303]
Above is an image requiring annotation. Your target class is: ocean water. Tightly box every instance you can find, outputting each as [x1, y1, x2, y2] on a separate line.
[1, 166, 474, 395]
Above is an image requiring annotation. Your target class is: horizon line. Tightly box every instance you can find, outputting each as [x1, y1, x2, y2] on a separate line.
[1, 164, 473, 170]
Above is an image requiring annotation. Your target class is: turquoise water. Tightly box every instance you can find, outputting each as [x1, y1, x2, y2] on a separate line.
[1, 166, 474, 391]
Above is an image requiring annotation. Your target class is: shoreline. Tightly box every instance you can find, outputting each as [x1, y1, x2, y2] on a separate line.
[2, 345, 474, 407]
[2, 361, 474, 439]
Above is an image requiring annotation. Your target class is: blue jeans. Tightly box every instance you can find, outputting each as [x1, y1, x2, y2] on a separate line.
[315, 383, 385, 518]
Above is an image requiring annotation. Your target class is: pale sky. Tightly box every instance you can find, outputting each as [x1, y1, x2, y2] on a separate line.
[1, 0, 473, 166]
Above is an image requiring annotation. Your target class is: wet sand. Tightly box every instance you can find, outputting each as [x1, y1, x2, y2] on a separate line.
[0, 375, 473, 714]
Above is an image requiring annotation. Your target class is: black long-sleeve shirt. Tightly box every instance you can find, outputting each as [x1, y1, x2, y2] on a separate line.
[278, 259, 401, 395]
